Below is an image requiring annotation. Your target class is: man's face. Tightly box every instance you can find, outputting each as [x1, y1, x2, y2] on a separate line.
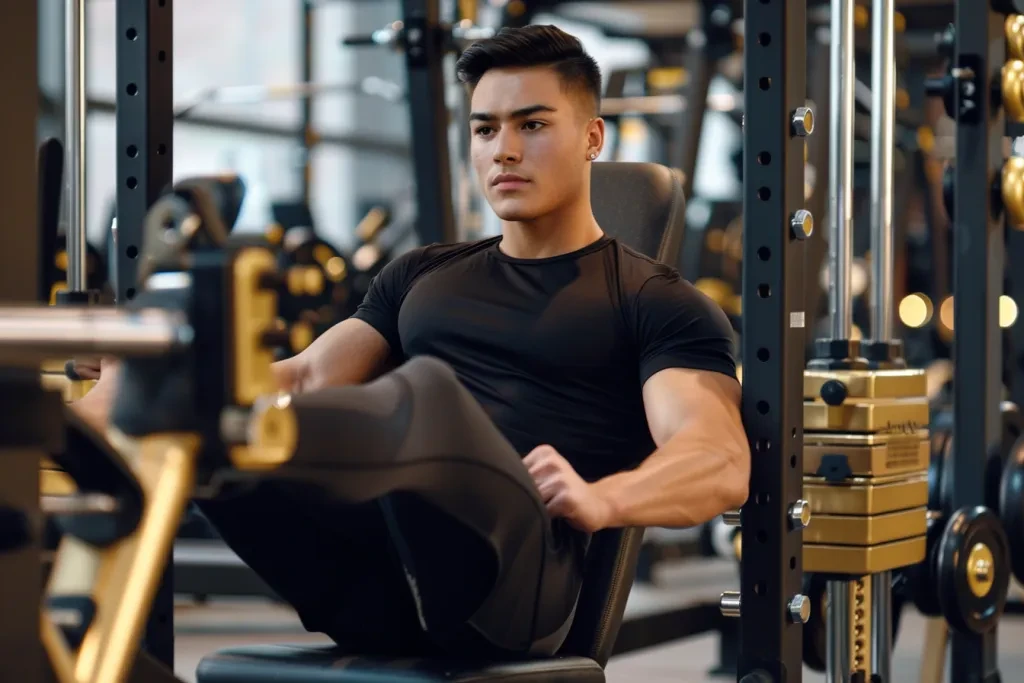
[469, 67, 600, 222]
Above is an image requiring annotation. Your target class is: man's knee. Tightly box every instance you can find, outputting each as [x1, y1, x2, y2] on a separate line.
[398, 355, 461, 393]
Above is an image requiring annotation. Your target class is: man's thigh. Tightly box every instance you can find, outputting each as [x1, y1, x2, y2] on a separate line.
[193, 481, 434, 654]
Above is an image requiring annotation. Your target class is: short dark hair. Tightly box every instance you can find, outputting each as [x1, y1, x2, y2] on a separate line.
[455, 25, 602, 115]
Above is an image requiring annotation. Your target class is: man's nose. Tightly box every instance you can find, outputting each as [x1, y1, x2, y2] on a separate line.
[492, 130, 522, 164]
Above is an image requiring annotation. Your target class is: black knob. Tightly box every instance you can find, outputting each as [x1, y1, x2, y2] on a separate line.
[740, 671, 773, 683]
[820, 380, 848, 406]
[924, 74, 957, 120]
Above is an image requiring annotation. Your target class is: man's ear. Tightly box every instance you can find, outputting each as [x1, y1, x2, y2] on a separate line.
[587, 117, 606, 158]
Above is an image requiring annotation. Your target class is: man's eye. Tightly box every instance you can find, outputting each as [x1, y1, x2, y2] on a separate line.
[474, 126, 494, 136]
[523, 121, 545, 131]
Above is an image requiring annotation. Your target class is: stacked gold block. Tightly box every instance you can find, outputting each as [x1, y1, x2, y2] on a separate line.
[802, 368, 930, 574]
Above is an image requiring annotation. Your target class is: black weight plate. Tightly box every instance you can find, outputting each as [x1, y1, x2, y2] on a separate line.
[908, 513, 945, 617]
[802, 573, 827, 672]
[928, 425, 952, 511]
[937, 506, 1011, 635]
[940, 434, 956, 515]
[990, 403, 1024, 512]
[1000, 436, 1024, 585]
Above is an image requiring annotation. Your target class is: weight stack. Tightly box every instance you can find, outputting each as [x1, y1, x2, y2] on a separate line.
[802, 366, 930, 672]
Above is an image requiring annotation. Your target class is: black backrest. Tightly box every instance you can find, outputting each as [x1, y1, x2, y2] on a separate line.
[557, 162, 686, 667]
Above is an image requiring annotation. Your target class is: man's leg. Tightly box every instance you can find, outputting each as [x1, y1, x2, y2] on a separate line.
[193, 484, 440, 656]
[279, 356, 587, 655]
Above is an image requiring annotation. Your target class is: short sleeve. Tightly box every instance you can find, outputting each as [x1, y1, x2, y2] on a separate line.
[634, 273, 738, 385]
[350, 248, 427, 355]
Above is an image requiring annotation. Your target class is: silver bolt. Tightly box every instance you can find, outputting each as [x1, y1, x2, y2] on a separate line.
[790, 210, 814, 241]
[722, 510, 741, 526]
[720, 591, 741, 618]
[788, 594, 811, 624]
[791, 107, 815, 136]
[789, 499, 812, 529]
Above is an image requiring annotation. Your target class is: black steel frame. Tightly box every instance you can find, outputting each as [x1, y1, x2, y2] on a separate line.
[116, 0, 175, 669]
[299, 0, 314, 204]
[950, 4, 1004, 680]
[0, 7, 43, 681]
[402, 0, 457, 245]
[739, 0, 807, 679]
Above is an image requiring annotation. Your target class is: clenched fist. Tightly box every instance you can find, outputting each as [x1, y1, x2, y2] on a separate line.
[523, 445, 614, 533]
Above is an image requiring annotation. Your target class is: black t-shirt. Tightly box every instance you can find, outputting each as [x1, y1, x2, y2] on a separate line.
[352, 235, 736, 482]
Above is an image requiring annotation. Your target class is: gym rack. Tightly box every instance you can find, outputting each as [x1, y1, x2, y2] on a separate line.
[0, 4, 43, 683]
[734, 0, 809, 679]
[950, 2, 1007, 679]
[115, 0, 175, 668]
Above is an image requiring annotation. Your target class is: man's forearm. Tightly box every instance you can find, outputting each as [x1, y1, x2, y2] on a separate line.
[591, 433, 749, 529]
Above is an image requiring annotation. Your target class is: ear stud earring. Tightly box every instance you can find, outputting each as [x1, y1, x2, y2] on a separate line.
[589, 152, 597, 160]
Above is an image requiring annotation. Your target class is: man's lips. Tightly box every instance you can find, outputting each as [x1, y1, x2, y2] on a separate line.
[491, 173, 530, 190]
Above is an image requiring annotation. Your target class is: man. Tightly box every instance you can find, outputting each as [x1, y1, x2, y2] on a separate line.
[74, 25, 749, 661]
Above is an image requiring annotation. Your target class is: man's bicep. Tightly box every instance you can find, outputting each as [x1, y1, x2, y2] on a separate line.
[641, 367, 743, 448]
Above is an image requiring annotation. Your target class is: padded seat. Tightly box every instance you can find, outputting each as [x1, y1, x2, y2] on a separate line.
[196, 644, 603, 682]
[195, 162, 686, 683]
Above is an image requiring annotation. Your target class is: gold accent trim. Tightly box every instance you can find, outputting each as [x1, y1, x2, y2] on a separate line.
[232, 248, 278, 406]
[804, 507, 927, 546]
[1004, 156, 1024, 229]
[230, 394, 298, 471]
[45, 432, 200, 683]
[41, 467, 77, 496]
[1008, 14, 1024, 61]
[804, 475, 928, 515]
[803, 369, 927, 400]
[803, 398, 929, 432]
[1003, 61, 1024, 122]
[967, 543, 995, 598]
[804, 535, 926, 573]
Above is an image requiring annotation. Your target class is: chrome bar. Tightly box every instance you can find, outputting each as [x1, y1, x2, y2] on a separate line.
[65, 0, 88, 292]
[871, 572, 893, 683]
[42, 493, 119, 516]
[870, 0, 895, 342]
[827, 580, 851, 683]
[828, 0, 856, 339]
[0, 307, 191, 356]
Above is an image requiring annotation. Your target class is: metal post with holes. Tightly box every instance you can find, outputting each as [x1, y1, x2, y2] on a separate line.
[401, 0, 456, 245]
[0, 2, 43, 678]
[737, 0, 809, 678]
[299, 0, 314, 204]
[116, 0, 173, 304]
[116, 0, 175, 668]
[950, 2, 1005, 680]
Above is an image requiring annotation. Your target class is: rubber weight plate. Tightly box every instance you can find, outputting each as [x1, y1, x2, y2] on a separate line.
[1000, 436, 1024, 585]
[802, 573, 827, 672]
[991, 403, 1023, 512]
[929, 422, 953, 511]
[907, 513, 945, 617]
[937, 506, 1011, 635]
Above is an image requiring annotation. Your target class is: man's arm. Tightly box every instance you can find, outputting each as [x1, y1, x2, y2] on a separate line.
[591, 367, 750, 528]
[71, 317, 393, 429]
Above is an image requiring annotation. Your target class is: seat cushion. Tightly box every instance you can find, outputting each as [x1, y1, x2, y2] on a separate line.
[195, 644, 605, 683]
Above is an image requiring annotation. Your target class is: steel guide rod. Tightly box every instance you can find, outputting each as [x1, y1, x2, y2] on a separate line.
[65, 0, 88, 292]
[869, 0, 896, 679]
[0, 307, 191, 356]
[737, 0, 808, 678]
[828, 0, 856, 341]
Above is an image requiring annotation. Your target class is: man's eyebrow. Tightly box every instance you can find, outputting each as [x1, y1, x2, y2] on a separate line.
[469, 104, 558, 122]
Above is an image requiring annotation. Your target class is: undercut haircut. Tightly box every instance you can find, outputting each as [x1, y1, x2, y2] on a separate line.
[455, 25, 603, 116]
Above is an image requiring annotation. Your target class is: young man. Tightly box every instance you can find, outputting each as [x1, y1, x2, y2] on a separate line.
[74, 25, 749, 660]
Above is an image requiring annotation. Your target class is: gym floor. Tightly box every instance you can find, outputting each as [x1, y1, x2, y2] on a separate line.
[169, 558, 1024, 683]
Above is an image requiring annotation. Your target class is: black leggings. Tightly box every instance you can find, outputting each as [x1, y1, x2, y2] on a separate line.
[195, 356, 587, 657]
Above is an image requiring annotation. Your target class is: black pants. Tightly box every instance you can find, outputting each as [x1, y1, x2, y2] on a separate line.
[195, 356, 587, 657]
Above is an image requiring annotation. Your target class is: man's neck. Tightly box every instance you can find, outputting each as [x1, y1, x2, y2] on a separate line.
[498, 197, 604, 260]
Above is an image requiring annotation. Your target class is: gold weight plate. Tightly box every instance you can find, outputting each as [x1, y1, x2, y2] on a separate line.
[804, 436, 929, 476]
[803, 399, 929, 432]
[804, 507, 927, 545]
[804, 369, 927, 400]
[804, 474, 928, 515]
[804, 535, 926, 574]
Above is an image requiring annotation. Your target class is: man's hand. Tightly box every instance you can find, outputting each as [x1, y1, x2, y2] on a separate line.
[523, 445, 614, 533]
[70, 357, 107, 381]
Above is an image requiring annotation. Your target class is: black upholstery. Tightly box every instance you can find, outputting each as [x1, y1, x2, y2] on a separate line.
[194, 162, 686, 683]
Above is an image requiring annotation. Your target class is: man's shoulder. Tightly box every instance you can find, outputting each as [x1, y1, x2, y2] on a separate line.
[606, 239, 681, 292]
[389, 237, 500, 278]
